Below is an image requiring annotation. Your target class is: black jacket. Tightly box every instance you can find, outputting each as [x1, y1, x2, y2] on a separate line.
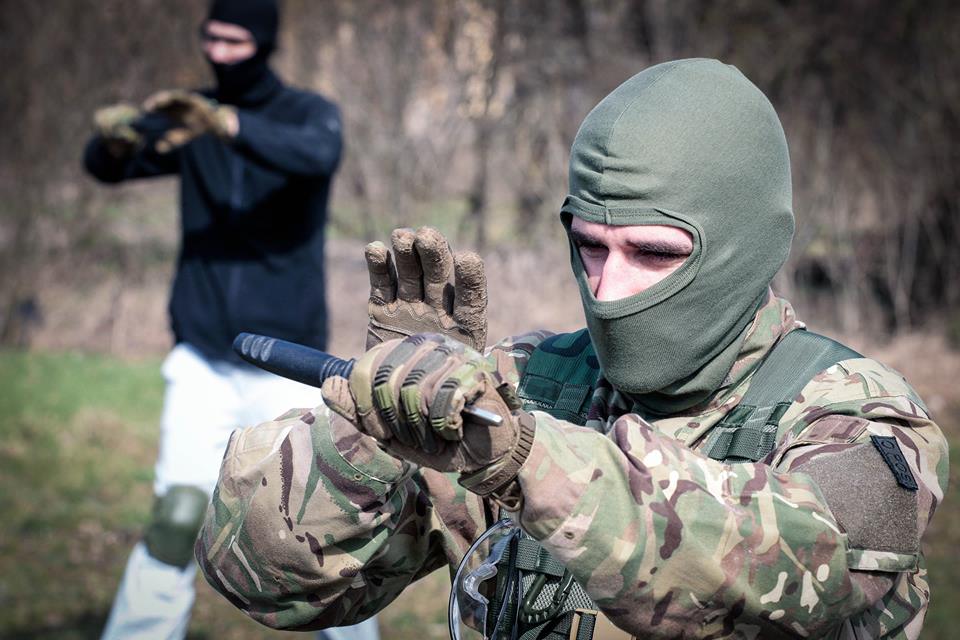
[84, 71, 342, 363]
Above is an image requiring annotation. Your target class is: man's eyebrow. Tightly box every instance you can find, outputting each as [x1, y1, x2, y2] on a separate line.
[569, 228, 604, 246]
[626, 238, 693, 254]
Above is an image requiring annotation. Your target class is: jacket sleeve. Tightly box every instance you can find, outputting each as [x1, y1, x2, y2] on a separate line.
[195, 405, 487, 631]
[195, 331, 555, 630]
[232, 100, 342, 178]
[82, 114, 181, 183]
[83, 137, 180, 182]
[513, 402, 946, 638]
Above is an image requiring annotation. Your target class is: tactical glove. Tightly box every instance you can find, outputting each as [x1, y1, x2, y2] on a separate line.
[365, 227, 487, 352]
[322, 334, 534, 501]
[93, 102, 144, 158]
[142, 90, 238, 153]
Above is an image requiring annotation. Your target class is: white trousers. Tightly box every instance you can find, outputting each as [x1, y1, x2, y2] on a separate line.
[102, 343, 380, 640]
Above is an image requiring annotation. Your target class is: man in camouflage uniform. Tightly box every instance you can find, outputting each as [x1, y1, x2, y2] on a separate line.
[196, 59, 948, 638]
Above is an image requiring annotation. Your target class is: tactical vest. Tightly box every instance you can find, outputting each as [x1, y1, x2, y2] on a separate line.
[490, 327, 861, 640]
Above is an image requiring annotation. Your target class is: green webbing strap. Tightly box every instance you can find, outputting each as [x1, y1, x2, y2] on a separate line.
[705, 329, 862, 462]
[515, 538, 566, 577]
[490, 526, 600, 640]
[518, 329, 601, 424]
[518, 609, 597, 640]
[571, 610, 597, 640]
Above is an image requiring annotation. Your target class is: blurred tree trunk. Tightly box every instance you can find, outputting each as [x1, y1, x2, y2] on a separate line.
[462, 0, 506, 250]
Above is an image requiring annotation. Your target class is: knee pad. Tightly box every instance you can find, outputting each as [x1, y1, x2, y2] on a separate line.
[144, 485, 209, 568]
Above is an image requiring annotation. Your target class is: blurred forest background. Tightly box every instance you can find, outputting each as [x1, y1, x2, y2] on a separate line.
[1, 0, 959, 638]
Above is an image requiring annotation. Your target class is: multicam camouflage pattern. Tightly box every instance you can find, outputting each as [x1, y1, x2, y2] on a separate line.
[321, 332, 527, 483]
[197, 293, 948, 638]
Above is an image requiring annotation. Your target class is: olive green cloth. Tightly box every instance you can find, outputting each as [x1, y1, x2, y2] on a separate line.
[562, 58, 794, 413]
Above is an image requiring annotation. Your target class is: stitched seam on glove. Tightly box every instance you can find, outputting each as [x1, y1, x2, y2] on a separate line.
[459, 410, 536, 496]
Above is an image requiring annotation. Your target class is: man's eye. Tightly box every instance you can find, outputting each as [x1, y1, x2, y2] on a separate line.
[578, 244, 607, 259]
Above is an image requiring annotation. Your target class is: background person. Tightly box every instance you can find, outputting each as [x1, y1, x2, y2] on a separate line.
[83, 1, 376, 638]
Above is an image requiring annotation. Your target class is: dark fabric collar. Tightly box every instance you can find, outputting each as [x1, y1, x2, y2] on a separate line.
[213, 64, 283, 107]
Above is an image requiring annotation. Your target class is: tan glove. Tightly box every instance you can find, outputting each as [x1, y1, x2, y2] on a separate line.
[365, 227, 487, 352]
[93, 103, 144, 158]
[322, 334, 534, 503]
[142, 90, 238, 153]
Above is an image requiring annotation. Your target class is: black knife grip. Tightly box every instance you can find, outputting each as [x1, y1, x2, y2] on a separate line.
[233, 333, 355, 387]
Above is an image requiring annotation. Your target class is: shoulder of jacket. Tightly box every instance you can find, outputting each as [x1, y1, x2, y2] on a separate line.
[802, 355, 927, 410]
[278, 85, 338, 110]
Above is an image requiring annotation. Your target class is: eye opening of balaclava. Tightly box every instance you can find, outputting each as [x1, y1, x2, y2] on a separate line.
[562, 207, 705, 317]
[204, 0, 279, 103]
[563, 58, 795, 413]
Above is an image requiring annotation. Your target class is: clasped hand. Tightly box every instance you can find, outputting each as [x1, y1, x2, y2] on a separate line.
[93, 90, 238, 157]
[322, 333, 520, 468]
[143, 89, 238, 153]
[324, 227, 534, 502]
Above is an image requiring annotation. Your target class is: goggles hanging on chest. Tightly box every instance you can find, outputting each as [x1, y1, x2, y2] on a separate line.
[449, 519, 521, 640]
[448, 519, 614, 640]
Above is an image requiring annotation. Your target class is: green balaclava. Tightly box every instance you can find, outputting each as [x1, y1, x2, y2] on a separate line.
[562, 58, 794, 414]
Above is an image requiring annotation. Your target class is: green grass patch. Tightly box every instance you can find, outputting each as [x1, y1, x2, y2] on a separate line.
[0, 349, 162, 634]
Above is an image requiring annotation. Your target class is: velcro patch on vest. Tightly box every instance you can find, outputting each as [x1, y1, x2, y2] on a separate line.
[870, 435, 919, 491]
[556, 384, 590, 414]
[519, 374, 562, 405]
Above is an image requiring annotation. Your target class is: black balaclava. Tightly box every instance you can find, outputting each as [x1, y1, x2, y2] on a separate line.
[205, 0, 279, 105]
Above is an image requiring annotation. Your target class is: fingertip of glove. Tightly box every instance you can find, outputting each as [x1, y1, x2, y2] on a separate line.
[495, 383, 523, 411]
[143, 89, 172, 110]
[390, 228, 417, 250]
[365, 242, 390, 266]
[391, 230, 421, 275]
[454, 252, 485, 283]
[414, 226, 450, 254]
[321, 376, 357, 420]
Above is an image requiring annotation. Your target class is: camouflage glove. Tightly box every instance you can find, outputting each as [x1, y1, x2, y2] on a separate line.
[322, 334, 535, 499]
[93, 102, 144, 158]
[143, 89, 238, 153]
[365, 227, 487, 352]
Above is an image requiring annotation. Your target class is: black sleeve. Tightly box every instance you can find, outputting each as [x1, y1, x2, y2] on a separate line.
[82, 137, 181, 184]
[82, 112, 182, 183]
[231, 101, 343, 178]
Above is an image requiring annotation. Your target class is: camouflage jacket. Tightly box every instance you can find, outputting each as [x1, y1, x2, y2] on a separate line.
[196, 294, 948, 638]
